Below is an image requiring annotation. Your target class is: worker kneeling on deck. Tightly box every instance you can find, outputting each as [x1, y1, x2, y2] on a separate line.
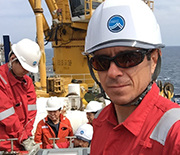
[0, 38, 41, 152]
[35, 96, 74, 149]
[83, 0, 180, 154]
[74, 123, 93, 148]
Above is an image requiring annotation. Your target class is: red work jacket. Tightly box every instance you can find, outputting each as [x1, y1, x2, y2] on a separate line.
[91, 83, 180, 155]
[0, 64, 37, 151]
[34, 114, 74, 149]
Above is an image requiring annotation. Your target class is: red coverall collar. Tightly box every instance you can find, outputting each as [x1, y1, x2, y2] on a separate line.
[96, 83, 160, 137]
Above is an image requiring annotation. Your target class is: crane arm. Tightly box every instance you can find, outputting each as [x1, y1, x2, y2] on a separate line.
[28, 0, 50, 39]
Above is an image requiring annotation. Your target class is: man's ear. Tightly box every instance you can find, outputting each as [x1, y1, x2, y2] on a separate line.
[151, 49, 160, 74]
[9, 54, 16, 61]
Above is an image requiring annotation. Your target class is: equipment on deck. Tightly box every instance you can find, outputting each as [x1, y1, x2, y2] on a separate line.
[28, 0, 104, 97]
[157, 80, 174, 100]
[36, 147, 90, 155]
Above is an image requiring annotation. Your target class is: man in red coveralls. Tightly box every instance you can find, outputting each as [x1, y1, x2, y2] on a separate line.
[83, 0, 180, 154]
[0, 38, 41, 152]
[34, 96, 74, 149]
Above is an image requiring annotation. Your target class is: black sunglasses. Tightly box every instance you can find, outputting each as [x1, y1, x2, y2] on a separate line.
[90, 49, 151, 71]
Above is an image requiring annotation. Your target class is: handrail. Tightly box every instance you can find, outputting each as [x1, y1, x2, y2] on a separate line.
[84, 0, 103, 19]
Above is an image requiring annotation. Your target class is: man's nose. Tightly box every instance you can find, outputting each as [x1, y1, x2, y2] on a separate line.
[107, 61, 123, 78]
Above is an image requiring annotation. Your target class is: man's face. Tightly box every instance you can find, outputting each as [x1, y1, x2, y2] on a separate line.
[94, 46, 158, 106]
[10, 55, 29, 77]
[74, 138, 89, 147]
[86, 112, 95, 124]
[47, 110, 61, 122]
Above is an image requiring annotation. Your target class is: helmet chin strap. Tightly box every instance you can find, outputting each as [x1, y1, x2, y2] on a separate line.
[120, 81, 153, 107]
[8, 57, 19, 78]
[8, 57, 18, 69]
[87, 55, 111, 101]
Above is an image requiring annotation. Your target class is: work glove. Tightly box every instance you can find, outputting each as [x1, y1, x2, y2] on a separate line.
[22, 137, 40, 155]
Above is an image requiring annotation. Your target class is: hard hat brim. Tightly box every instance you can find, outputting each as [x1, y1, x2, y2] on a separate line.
[75, 135, 91, 143]
[18, 59, 39, 73]
[84, 109, 97, 113]
[83, 39, 165, 55]
[46, 107, 61, 111]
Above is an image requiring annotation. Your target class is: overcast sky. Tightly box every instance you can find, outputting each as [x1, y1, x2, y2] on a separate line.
[0, 0, 180, 48]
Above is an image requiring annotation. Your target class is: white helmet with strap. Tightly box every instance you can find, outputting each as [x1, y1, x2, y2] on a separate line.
[83, 0, 164, 55]
[12, 38, 41, 73]
[84, 101, 104, 113]
[46, 97, 63, 111]
[83, 0, 165, 106]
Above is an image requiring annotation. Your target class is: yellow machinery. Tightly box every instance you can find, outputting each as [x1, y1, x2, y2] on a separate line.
[28, 0, 155, 100]
[28, 0, 104, 99]
[143, 0, 154, 11]
[157, 81, 174, 100]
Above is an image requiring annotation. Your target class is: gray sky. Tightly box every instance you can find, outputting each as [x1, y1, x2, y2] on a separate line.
[0, 0, 180, 48]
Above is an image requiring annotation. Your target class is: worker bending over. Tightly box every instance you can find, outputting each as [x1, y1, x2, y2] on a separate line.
[0, 38, 41, 152]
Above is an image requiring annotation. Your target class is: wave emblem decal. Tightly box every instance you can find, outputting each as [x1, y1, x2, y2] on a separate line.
[107, 15, 125, 33]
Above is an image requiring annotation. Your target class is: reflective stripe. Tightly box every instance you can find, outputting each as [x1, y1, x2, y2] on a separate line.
[0, 74, 7, 85]
[42, 126, 48, 129]
[150, 108, 180, 145]
[28, 104, 37, 111]
[0, 107, 15, 121]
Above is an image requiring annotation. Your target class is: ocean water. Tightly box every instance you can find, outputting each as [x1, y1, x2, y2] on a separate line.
[45, 46, 180, 95]
[45, 49, 54, 73]
[158, 46, 180, 95]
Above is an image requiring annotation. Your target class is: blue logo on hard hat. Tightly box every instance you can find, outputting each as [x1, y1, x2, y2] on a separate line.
[80, 130, 84, 135]
[33, 61, 37, 66]
[107, 15, 125, 33]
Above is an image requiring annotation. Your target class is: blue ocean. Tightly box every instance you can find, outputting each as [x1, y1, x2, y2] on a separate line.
[158, 46, 180, 95]
[45, 46, 180, 95]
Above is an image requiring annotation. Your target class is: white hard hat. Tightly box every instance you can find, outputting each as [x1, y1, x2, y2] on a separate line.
[84, 101, 104, 113]
[75, 124, 93, 142]
[46, 97, 63, 111]
[83, 0, 164, 55]
[12, 38, 41, 73]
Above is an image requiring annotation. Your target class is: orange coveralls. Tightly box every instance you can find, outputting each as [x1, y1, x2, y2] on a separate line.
[35, 113, 73, 148]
